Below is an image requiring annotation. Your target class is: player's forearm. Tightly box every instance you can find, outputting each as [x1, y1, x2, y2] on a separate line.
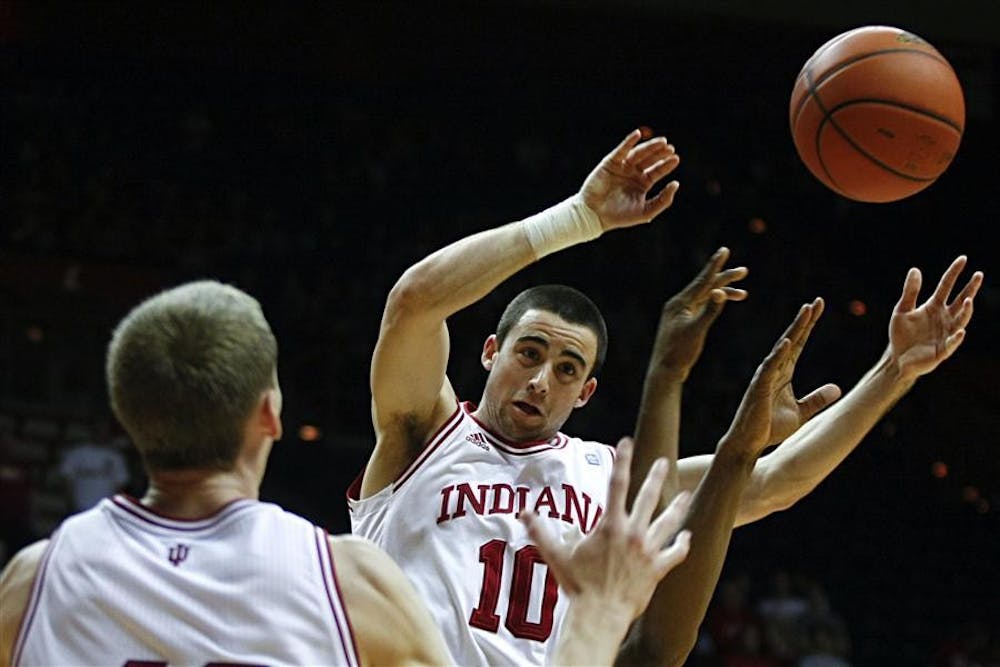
[630, 375, 683, 505]
[745, 350, 913, 522]
[626, 445, 755, 667]
[554, 597, 633, 667]
[391, 195, 601, 320]
[390, 221, 537, 321]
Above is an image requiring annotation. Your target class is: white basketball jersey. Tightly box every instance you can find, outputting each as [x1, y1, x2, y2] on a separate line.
[14, 496, 360, 667]
[349, 402, 615, 666]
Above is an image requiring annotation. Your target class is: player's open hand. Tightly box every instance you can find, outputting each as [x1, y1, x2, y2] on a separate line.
[650, 247, 749, 382]
[519, 438, 691, 623]
[723, 300, 841, 456]
[579, 130, 681, 231]
[888, 255, 983, 382]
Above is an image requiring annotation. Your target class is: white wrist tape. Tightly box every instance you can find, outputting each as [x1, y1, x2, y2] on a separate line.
[521, 195, 604, 260]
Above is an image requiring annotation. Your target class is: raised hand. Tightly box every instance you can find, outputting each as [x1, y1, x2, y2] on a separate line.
[650, 247, 749, 382]
[520, 438, 692, 622]
[579, 130, 681, 231]
[723, 300, 840, 456]
[765, 298, 842, 445]
[888, 255, 983, 382]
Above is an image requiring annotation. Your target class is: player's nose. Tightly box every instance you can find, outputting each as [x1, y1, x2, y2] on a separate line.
[527, 367, 550, 394]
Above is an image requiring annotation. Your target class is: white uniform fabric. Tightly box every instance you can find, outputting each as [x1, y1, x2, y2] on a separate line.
[349, 401, 615, 666]
[14, 495, 359, 667]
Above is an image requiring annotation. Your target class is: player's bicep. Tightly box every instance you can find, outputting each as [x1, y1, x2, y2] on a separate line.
[331, 536, 451, 666]
[0, 540, 48, 665]
[370, 286, 454, 437]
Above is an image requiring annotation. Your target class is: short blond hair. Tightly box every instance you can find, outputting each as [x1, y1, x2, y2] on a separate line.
[106, 281, 278, 471]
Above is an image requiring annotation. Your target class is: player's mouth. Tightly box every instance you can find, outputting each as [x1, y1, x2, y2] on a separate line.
[512, 400, 542, 417]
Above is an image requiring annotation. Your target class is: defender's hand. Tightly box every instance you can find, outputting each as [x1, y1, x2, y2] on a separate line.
[888, 255, 982, 382]
[723, 299, 840, 456]
[651, 247, 748, 381]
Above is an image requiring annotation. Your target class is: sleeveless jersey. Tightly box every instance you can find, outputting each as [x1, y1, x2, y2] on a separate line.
[349, 401, 615, 666]
[14, 495, 360, 667]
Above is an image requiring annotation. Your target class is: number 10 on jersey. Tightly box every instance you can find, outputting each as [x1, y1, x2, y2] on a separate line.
[468, 539, 559, 642]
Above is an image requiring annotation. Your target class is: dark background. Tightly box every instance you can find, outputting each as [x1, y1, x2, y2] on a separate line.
[1, 2, 997, 664]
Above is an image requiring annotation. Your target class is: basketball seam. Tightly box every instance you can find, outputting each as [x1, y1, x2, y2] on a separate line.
[827, 98, 964, 134]
[805, 68, 848, 196]
[792, 47, 952, 130]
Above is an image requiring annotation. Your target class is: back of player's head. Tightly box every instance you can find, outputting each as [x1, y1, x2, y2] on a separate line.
[496, 284, 608, 377]
[106, 281, 278, 471]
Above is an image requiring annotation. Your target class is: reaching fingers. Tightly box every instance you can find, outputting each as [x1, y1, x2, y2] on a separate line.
[762, 338, 793, 378]
[715, 266, 749, 288]
[697, 293, 728, 327]
[948, 271, 983, 317]
[930, 255, 968, 305]
[519, 510, 567, 575]
[649, 490, 692, 548]
[628, 137, 674, 170]
[643, 155, 681, 185]
[607, 130, 643, 165]
[655, 529, 691, 579]
[606, 437, 635, 519]
[953, 297, 975, 331]
[775, 302, 814, 356]
[721, 286, 749, 301]
[896, 268, 922, 313]
[682, 247, 730, 300]
[942, 329, 967, 360]
[789, 297, 823, 365]
[643, 181, 680, 220]
[629, 458, 670, 531]
[797, 383, 842, 422]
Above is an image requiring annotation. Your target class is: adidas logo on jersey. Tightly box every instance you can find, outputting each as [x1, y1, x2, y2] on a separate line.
[465, 432, 490, 451]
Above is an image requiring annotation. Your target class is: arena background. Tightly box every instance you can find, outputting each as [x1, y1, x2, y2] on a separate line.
[1, 2, 997, 664]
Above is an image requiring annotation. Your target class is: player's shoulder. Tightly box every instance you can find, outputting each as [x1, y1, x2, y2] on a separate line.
[326, 536, 449, 665]
[1, 539, 50, 664]
[1, 539, 48, 584]
[327, 535, 405, 594]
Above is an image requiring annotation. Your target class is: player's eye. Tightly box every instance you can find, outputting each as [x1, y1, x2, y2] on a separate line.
[559, 363, 578, 377]
[519, 347, 541, 361]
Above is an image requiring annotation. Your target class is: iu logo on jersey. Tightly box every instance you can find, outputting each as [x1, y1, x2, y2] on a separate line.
[168, 543, 190, 567]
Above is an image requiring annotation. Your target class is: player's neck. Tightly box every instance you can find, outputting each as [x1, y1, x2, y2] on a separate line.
[142, 468, 259, 519]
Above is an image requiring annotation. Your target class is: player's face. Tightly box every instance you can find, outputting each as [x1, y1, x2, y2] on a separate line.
[478, 309, 598, 443]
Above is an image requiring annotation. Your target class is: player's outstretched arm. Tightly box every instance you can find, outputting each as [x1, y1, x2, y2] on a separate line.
[733, 255, 983, 524]
[0, 540, 49, 665]
[330, 535, 453, 666]
[364, 131, 683, 497]
[629, 247, 747, 507]
[521, 438, 691, 667]
[622, 301, 823, 667]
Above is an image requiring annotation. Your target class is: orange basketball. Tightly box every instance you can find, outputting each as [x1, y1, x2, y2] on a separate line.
[790, 26, 965, 203]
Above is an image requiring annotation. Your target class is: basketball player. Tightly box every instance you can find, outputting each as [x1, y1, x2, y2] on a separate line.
[0, 281, 695, 666]
[351, 128, 983, 665]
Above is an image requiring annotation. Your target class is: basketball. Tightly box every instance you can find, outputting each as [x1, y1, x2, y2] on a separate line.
[789, 26, 965, 203]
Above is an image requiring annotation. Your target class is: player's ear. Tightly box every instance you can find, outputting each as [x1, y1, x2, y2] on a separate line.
[482, 334, 499, 371]
[574, 377, 598, 408]
[260, 389, 283, 441]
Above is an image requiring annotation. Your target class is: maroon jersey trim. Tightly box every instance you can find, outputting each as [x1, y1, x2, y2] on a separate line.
[12, 532, 60, 666]
[316, 529, 360, 666]
[109, 495, 256, 532]
[461, 401, 566, 452]
[392, 403, 464, 492]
